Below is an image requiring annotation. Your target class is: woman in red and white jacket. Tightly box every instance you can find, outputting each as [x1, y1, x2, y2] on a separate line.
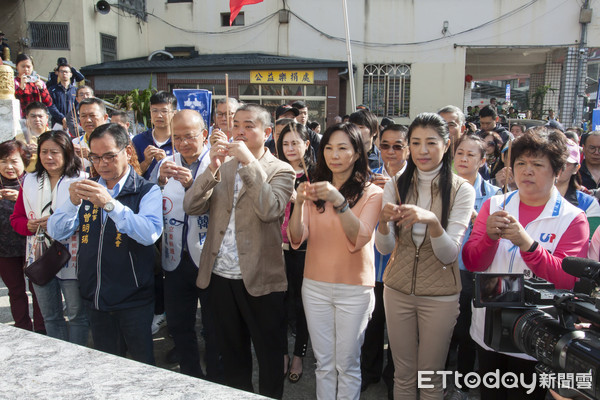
[462, 127, 589, 400]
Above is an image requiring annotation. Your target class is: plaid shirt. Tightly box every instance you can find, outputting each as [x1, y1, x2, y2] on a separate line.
[14, 79, 54, 118]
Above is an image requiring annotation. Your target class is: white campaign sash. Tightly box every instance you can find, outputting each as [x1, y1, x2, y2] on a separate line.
[161, 152, 210, 271]
[470, 188, 582, 358]
[23, 172, 85, 280]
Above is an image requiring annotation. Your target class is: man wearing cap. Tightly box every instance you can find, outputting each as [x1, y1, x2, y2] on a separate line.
[265, 104, 299, 154]
[47, 57, 85, 88]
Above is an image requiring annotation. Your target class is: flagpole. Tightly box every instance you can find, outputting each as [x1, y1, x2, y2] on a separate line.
[342, 0, 356, 111]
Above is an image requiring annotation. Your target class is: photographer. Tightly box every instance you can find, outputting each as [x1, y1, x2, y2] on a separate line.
[462, 127, 589, 400]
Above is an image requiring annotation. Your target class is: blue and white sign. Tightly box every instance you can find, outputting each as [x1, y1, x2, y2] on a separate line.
[505, 84, 511, 103]
[173, 89, 212, 128]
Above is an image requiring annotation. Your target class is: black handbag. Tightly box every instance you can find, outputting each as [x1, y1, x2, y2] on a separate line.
[24, 231, 70, 286]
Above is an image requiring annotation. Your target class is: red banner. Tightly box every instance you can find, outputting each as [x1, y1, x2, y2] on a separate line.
[229, 0, 263, 25]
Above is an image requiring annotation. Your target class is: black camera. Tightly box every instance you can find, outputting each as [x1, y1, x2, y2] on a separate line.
[473, 258, 600, 400]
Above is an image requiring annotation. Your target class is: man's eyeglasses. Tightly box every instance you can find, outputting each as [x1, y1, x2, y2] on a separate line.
[173, 134, 202, 144]
[216, 112, 234, 118]
[586, 145, 600, 154]
[88, 147, 126, 164]
[379, 143, 406, 151]
[150, 108, 172, 115]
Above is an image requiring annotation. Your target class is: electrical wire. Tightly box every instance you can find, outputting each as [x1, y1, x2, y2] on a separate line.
[113, 3, 279, 35]
[287, 0, 540, 47]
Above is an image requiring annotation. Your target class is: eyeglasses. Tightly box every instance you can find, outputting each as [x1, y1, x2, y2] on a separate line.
[88, 147, 126, 164]
[586, 145, 600, 154]
[150, 108, 172, 115]
[379, 143, 407, 151]
[216, 112, 234, 118]
[173, 134, 202, 144]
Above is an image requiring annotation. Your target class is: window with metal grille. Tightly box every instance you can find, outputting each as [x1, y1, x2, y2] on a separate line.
[101, 34, 117, 63]
[362, 64, 411, 118]
[29, 22, 69, 50]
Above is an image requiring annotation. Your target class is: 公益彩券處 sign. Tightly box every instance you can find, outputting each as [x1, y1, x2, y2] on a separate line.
[250, 70, 314, 84]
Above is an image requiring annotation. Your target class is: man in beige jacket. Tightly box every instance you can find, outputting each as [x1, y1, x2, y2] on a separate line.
[183, 103, 294, 399]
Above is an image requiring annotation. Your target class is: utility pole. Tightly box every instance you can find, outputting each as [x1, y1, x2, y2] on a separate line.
[572, 0, 592, 126]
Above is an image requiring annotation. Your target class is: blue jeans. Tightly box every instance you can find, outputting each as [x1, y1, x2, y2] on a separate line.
[88, 301, 155, 365]
[32, 278, 89, 345]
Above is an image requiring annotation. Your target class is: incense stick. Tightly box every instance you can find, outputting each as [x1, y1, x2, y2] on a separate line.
[388, 162, 401, 205]
[502, 139, 512, 210]
[225, 74, 230, 140]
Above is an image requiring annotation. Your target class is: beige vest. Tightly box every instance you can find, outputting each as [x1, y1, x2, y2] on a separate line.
[383, 173, 467, 296]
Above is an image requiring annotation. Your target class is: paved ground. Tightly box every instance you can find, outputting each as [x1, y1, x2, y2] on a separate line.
[0, 278, 393, 399]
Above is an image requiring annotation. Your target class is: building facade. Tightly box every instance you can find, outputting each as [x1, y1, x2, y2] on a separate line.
[1, 0, 599, 125]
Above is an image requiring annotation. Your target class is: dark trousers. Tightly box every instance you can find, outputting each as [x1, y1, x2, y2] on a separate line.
[447, 270, 477, 388]
[361, 281, 394, 384]
[284, 248, 309, 357]
[477, 345, 546, 400]
[210, 273, 285, 399]
[0, 256, 45, 331]
[88, 301, 155, 365]
[164, 252, 221, 380]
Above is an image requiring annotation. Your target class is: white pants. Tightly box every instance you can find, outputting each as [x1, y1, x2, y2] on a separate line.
[302, 278, 375, 400]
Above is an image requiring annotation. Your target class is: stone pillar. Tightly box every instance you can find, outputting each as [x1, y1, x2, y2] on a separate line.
[0, 63, 21, 142]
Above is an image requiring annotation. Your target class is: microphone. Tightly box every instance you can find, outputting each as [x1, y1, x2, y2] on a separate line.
[562, 257, 600, 284]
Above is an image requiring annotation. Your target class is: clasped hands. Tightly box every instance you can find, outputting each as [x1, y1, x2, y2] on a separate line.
[69, 179, 112, 208]
[379, 203, 438, 230]
[209, 131, 255, 172]
[295, 181, 344, 207]
[158, 161, 193, 188]
[486, 210, 533, 251]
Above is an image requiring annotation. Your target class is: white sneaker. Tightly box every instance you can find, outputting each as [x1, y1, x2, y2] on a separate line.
[151, 313, 166, 335]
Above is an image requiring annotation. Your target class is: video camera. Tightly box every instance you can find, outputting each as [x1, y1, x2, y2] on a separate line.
[473, 257, 600, 399]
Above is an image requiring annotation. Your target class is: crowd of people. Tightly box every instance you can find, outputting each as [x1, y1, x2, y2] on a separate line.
[1, 56, 599, 400]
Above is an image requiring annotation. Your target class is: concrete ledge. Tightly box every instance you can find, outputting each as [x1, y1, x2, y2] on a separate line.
[0, 323, 264, 399]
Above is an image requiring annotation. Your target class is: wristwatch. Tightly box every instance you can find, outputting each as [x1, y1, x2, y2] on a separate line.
[103, 199, 116, 213]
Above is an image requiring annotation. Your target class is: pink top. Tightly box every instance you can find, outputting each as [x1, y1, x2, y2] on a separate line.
[462, 199, 589, 289]
[289, 183, 382, 287]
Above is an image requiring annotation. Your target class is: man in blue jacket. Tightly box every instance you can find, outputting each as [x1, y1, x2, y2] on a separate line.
[48, 123, 163, 365]
[48, 63, 78, 136]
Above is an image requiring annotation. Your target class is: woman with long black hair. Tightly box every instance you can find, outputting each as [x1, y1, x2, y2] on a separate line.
[288, 123, 382, 400]
[276, 122, 314, 383]
[376, 113, 475, 400]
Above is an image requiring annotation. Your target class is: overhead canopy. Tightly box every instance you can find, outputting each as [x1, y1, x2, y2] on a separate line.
[464, 46, 563, 81]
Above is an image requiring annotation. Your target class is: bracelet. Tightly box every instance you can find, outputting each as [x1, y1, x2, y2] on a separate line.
[525, 241, 539, 253]
[334, 198, 349, 213]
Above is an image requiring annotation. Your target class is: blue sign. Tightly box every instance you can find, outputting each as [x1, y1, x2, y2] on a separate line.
[173, 89, 212, 128]
[592, 109, 600, 132]
[505, 84, 511, 102]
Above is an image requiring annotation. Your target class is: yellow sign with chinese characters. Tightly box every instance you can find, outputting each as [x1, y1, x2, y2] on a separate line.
[250, 70, 314, 84]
